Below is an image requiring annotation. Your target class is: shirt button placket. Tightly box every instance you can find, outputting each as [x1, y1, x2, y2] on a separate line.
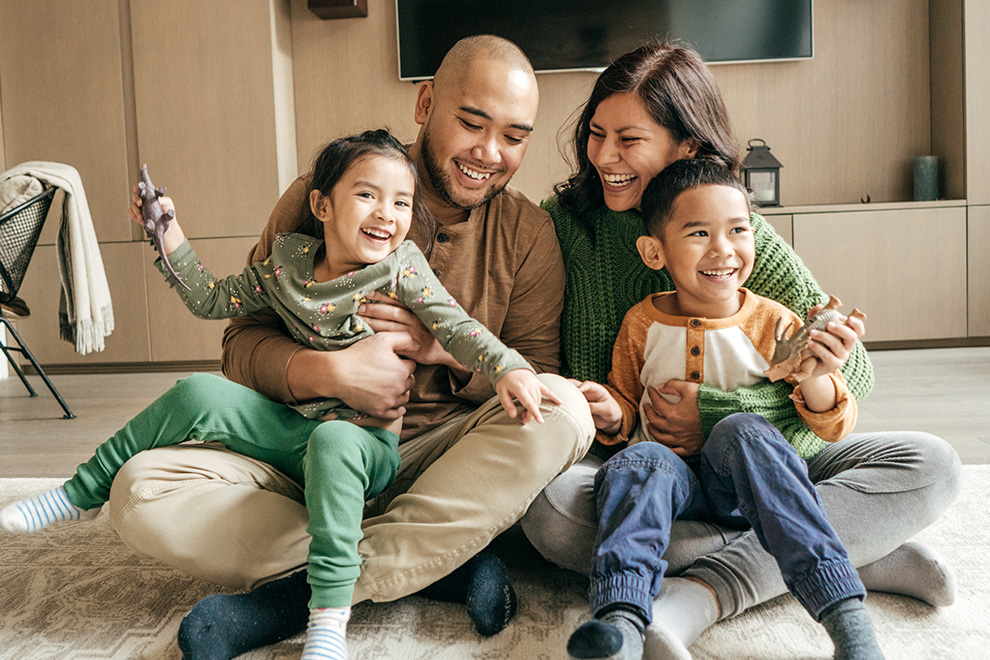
[687, 319, 704, 382]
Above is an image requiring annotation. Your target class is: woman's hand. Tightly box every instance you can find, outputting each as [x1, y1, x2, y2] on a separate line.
[804, 303, 867, 380]
[568, 379, 622, 434]
[496, 370, 562, 425]
[643, 380, 704, 457]
[358, 292, 467, 375]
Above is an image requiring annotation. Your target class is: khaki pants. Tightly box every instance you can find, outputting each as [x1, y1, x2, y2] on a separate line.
[107, 373, 594, 602]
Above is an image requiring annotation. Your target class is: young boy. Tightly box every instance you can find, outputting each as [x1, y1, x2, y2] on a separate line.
[566, 159, 884, 660]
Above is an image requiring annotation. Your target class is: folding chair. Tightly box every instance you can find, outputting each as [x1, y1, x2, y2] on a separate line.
[0, 183, 75, 419]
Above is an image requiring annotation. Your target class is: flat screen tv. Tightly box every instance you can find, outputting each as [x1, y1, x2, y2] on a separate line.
[396, 0, 813, 80]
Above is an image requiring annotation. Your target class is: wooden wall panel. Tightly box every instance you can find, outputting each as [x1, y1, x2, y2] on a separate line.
[12, 242, 152, 365]
[289, 0, 419, 169]
[714, 1, 932, 207]
[792, 207, 967, 342]
[930, 0, 966, 201]
[964, 0, 990, 205]
[287, 0, 940, 208]
[130, 0, 294, 242]
[146, 236, 260, 361]
[0, 0, 132, 244]
[968, 206, 990, 337]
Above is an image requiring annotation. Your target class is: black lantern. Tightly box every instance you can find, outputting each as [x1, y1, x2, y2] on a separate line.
[741, 138, 783, 207]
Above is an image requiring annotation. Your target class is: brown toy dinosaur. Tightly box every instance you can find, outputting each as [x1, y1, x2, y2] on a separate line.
[764, 295, 866, 384]
[138, 164, 189, 290]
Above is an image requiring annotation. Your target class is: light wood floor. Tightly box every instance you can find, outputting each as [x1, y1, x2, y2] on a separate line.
[2, 347, 989, 478]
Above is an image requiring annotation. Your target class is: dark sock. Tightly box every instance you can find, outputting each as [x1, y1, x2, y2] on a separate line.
[567, 606, 646, 660]
[820, 598, 885, 660]
[178, 570, 310, 660]
[416, 552, 518, 637]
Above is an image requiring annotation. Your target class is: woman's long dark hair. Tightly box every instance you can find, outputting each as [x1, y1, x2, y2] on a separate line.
[555, 39, 739, 233]
[298, 129, 438, 257]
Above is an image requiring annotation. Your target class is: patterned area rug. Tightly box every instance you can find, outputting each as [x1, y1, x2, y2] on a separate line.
[1, 467, 988, 660]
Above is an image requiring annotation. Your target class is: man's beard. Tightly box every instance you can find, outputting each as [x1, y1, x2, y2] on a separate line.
[421, 121, 506, 210]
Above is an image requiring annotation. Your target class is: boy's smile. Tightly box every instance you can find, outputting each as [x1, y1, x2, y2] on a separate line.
[638, 184, 755, 319]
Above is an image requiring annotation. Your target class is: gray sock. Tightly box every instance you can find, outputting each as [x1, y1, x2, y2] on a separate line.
[567, 607, 645, 660]
[857, 541, 956, 607]
[820, 598, 885, 660]
[644, 577, 718, 660]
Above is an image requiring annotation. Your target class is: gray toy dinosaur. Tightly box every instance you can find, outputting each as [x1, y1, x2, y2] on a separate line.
[764, 295, 867, 383]
[138, 164, 189, 290]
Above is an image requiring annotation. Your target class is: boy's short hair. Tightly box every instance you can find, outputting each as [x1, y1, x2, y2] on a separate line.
[641, 158, 752, 238]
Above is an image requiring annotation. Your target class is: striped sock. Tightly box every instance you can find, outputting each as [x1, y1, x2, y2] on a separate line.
[301, 606, 350, 660]
[0, 486, 98, 534]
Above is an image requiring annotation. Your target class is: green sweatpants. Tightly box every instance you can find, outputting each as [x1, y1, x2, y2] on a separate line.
[64, 372, 399, 608]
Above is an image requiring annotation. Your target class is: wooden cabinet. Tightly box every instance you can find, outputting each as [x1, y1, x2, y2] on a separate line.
[764, 203, 970, 343]
[969, 206, 990, 337]
[762, 214, 793, 246]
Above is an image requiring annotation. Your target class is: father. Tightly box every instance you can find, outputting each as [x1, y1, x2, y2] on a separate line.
[107, 34, 594, 656]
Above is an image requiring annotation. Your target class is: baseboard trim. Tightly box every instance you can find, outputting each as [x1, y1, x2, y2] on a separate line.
[21, 361, 221, 375]
[864, 337, 990, 351]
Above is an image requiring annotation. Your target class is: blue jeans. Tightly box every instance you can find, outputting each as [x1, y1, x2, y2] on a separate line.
[591, 413, 865, 622]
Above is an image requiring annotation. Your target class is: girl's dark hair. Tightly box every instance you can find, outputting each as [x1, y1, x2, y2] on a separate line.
[640, 158, 752, 238]
[554, 39, 739, 231]
[297, 128, 438, 256]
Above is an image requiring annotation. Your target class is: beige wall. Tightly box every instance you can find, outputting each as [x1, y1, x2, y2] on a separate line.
[1, 0, 983, 370]
[287, 0, 944, 207]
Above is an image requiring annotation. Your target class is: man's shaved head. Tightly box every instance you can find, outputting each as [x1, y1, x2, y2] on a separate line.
[432, 35, 535, 91]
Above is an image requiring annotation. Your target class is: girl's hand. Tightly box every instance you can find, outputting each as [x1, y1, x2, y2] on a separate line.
[804, 304, 867, 379]
[496, 370, 562, 425]
[643, 380, 704, 457]
[567, 379, 622, 434]
[126, 184, 184, 255]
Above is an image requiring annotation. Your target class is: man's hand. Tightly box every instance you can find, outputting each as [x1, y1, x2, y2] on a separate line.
[287, 332, 416, 419]
[358, 292, 467, 375]
[643, 380, 704, 457]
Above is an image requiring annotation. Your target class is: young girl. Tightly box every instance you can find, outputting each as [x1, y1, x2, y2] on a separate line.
[0, 129, 558, 660]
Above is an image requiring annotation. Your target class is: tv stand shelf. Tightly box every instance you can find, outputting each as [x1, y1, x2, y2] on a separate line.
[758, 199, 986, 346]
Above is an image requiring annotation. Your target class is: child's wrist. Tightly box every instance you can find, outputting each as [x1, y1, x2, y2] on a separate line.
[162, 223, 186, 256]
[797, 373, 837, 412]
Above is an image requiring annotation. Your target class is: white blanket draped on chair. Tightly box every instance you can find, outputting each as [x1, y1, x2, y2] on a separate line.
[0, 162, 114, 355]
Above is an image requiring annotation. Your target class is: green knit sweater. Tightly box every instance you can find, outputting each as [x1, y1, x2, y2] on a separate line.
[543, 196, 874, 459]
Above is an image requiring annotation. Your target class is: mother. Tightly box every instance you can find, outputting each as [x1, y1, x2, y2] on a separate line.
[519, 39, 962, 657]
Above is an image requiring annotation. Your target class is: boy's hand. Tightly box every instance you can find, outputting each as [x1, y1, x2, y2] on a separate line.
[804, 303, 866, 379]
[496, 370, 562, 425]
[567, 379, 622, 435]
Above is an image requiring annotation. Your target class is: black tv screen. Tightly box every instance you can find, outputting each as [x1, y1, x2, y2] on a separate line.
[396, 0, 813, 80]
